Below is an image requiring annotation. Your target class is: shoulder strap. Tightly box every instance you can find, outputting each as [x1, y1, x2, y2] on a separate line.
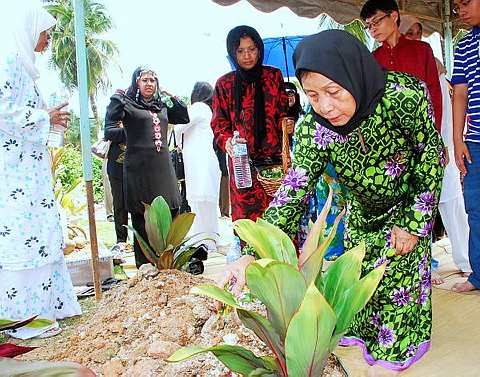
[168, 129, 177, 147]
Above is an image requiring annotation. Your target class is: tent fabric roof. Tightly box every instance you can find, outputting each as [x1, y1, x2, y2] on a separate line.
[212, 0, 461, 36]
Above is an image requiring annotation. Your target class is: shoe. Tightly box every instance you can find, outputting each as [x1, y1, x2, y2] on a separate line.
[36, 324, 62, 339]
[186, 258, 204, 275]
[107, 215, 114, 222]
[191, 244, 208, 261]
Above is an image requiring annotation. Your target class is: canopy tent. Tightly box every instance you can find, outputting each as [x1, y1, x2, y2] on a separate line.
[211, 0, 463, 36]
[212, 0, 461, 76]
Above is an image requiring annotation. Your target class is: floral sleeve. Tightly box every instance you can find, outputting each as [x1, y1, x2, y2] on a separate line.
[211, 77, 234, 152]
[263, 113, 329, 238]
[0, 54, 50, 145]
[396, 82, 445, 237]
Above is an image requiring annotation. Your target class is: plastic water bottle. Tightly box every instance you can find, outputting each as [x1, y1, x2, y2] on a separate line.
[226, 236, 242, 264]
[47, 90, 69, 148]
[232, 131, 252, 189]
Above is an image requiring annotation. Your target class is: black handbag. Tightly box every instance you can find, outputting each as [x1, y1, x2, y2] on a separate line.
[168, 131, 185, 181]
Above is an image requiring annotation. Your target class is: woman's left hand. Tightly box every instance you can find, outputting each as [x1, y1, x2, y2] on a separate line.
[390, 225, 419, 256]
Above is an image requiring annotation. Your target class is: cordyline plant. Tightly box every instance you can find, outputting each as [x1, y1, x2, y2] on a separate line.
[167, 188, 386, 376]
[128, 196, 203, 270]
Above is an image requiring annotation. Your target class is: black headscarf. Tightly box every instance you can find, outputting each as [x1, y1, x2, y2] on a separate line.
[227, 25, 265, 149]
[191, 81, 214, 110]
[293, 30, 386, 136]
[284, 81, 303, 122]
[125, 66, 164, 112]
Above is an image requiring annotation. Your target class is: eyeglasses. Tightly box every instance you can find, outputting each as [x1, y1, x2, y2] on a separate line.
[236, 46, 258, 56]
[452, 0, 472, 15]
[286, 90, 296, 96]
[363, 13, 391, 30]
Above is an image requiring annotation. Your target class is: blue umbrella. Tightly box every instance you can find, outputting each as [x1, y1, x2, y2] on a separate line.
[227, 35, 305, 79]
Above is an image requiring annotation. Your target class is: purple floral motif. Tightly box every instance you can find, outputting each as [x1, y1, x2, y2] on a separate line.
[418, 220, 434, 238]
[406, 344, 418, 358]
[271, 190, 289, 207]
[438, 145, 447, 167]
[419, 252, 428, 273]
[370, 312, 381, 327]
[416, 288, 429, 306]
[415, 143, 426, 154]
[335, 133, 350, 143]
[391, 287, 412, 306]
[378, 325, 396, 348]
[420, 272, 431, 290]
[385, 231, 392, 250]
[385, 155, 406, 178]
[414, 192, 436, 215]
[390, 83, 406, 92]
[313, 124, 335, 150]
[374, 256, 389, 269]
[283, 167, 308, 192]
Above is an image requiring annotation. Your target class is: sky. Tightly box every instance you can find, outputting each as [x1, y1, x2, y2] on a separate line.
[31, 0, 443, 118]
[36, 0, 324, 115]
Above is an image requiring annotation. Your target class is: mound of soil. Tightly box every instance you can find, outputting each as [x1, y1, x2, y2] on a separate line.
[23, 266, 347, 376]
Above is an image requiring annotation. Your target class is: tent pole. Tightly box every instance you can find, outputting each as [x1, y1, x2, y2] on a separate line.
[282, 37, 289, 80]
[73, 0, 102, 300]
[443, 0, 454, 78]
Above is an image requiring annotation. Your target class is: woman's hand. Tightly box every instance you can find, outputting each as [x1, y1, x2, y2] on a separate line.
[48, 102, 70, 128]
[284, 117, 295, 134]
[390, 225, 419, 256]
[217, 255, 255, 298]
[225, 136, 247, 158]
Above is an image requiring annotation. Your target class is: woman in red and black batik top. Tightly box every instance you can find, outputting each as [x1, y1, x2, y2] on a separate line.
[211, 25, 288, 222]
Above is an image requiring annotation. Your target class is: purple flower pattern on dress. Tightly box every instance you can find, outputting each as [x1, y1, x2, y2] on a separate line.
[438, 145, 447, 167]
[384, 154, 406, 178]
[283, 167, 308, 192]
[390, 83, 406, 92]
[374, 256, 390, 269]
[370, 312, 381, 327]
[391, 287, 412, 306]
[414, 192, 436, 215]
[416, 288, 428, 306]
[415, 142, 426, 154]
[406, 344, 417, 358]
[378, 325, 396, 348]
[313, 123, 349, 150]
[313, 124, 335, 150]
[418, 220, 434, 237]
[271, 190, 289, 207]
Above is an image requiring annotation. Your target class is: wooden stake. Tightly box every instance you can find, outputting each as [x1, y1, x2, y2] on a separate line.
[85, 180, 102, 300]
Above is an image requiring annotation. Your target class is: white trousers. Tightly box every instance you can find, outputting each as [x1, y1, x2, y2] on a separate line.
[439, 196, 472, 273]
[189, 200, 219, 252]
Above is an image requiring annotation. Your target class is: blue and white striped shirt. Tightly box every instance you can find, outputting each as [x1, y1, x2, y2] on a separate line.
[452, 26, 480, 143]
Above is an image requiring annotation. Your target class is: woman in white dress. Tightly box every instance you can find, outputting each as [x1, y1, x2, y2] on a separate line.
[175, 82, 221, 252]
[0, 2, 81, 339]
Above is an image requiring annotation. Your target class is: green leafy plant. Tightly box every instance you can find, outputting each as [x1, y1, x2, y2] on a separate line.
[128, 196, 202, 270]
[168, 188, 386, 376]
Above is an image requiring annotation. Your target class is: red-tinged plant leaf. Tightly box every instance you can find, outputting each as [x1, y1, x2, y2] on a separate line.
[0, 343, 37, 358]
[0, 316, 37, 331]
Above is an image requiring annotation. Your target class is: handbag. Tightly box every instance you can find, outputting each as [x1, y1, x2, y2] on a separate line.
[168, 131, 185, 181]
[91, 139, 111, 159]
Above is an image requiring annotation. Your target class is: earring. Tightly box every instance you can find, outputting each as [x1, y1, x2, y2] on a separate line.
[135, 88, 140, 101]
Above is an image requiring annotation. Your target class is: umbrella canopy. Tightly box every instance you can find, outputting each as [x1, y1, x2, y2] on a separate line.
[227, 35, 305, 78]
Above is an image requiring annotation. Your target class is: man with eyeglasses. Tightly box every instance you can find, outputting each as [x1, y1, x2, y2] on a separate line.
[451, 0, 480, 293]
[360, 0, 442, 131]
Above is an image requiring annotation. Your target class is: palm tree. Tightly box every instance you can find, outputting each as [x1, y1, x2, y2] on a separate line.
[45, 0, 118, 133]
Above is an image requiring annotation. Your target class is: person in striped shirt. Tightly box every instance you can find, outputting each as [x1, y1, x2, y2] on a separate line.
[451, 0, 480, 292]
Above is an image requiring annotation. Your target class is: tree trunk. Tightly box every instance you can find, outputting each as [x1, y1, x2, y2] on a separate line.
[89, 93, 101, 138]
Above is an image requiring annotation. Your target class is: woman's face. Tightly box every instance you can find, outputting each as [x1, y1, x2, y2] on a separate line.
[235, 36, 259, 70]
[405, 23, 422, 41]
[301, 71, 356, 126]
[137, 72, 157, 99]
[287, 90, 296, 107]
[34, 29, 51, 52]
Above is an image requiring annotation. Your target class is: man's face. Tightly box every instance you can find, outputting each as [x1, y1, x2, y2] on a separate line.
[364, 10, 399, 42]
[453, 0, 480, 26]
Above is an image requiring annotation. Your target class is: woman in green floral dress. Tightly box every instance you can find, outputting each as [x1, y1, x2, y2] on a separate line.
[228, 30, 445, 374]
